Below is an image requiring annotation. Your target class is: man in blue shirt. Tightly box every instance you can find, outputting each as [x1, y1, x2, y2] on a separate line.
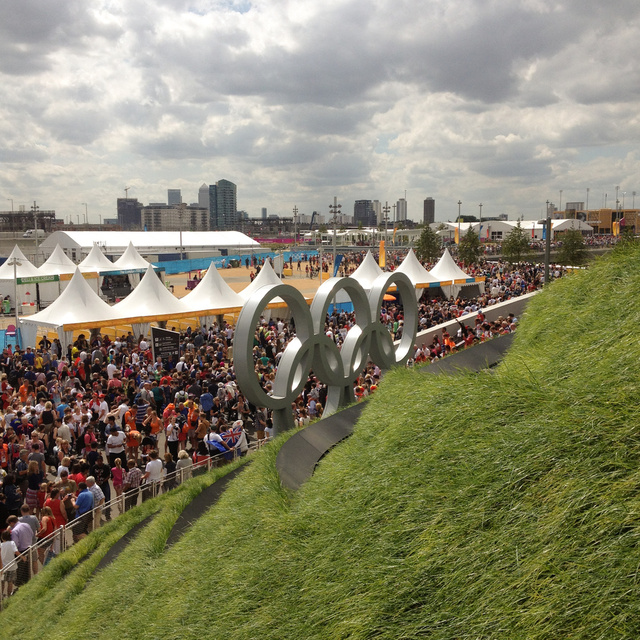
[73, 483, 94, 542]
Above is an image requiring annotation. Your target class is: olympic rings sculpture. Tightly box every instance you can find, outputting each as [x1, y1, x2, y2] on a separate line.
[234, 272, 418, 433]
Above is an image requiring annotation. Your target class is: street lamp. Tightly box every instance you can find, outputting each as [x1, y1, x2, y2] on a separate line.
[31, 201, 40, 266]
[383, 201, 390, 247]
[292, 205, 298, 249]
[329, 197, 341, 275]
[479, 203, 483, 239]
[7, 257, 22, 332]
[81, 202, 88, 224]
[544, 200, 551, 287]
[457, 200, 462, 243]
[586, 188, 590, 214]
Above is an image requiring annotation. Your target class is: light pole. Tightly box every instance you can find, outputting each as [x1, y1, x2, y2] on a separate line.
[479, 203, 483, 239]
[383, 201, 390, 246]
[633, 191, 637, 209]
[329, 196, 341, 275]
[7, 257, 21, 331]
[544, 200, 551, 287]
[559, 190, 563, 214]
[292, 205, 298, 249]
[457, 200, 462, 243]
[81, 202, 88, 224]
[31, 201, 40, 266]
[622, 192, 626, 210]
[616, 185, 620, 220]
[586, 188, 589, 214]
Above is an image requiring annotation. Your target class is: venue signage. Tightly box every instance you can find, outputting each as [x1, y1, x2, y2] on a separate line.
[17, 274, 59, 284]
[151, 326, 180, 367]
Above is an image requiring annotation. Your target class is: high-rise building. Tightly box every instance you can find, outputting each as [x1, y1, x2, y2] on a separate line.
[198, 184, 209, 212]
[396, 198, 407, 222]
[372, 200, 382, 225]
[209, 179, 238, 229]
[261, 207, 267, 220]
[117, 198, 143, 230]
[141, 204, 209, 231]
[423, 197, 435, 225]
[168, 189, 182, 206]
[354, 200, 376, 227]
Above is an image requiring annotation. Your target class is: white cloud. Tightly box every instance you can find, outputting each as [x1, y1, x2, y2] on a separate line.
[1, 0, 640, 223]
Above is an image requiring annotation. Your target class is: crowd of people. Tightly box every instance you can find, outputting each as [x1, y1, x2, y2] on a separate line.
[0, 249, 565, 599]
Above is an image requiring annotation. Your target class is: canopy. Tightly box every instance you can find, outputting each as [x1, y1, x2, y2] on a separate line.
[19, 268, 121, 351]
[78, 244, 115, 273]
[110, 241, 152, 287]
[239, 260, 284, 301]
[37, 244, 76, 275]
[350, 251, 383, 290]
[429, 248, 484, 299]
[182, 265, 245, 315]
[110, 265, 190, 336]
[394, 249, 441, 300]
[0, 245, 41, 280]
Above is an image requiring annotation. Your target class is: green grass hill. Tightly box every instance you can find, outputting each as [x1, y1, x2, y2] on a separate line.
[4, 242, 640, 639]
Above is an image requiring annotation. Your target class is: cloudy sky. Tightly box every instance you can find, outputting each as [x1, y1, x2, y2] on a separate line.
[2, 0, 640, 225]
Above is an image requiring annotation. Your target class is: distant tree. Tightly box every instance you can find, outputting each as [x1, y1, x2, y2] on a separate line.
[458, 228, 482, 266]
[557, 229, 588, 265]
[501, 220, 532, 263]
[415, 225, 442, 263]
[319, 224, 328, 233]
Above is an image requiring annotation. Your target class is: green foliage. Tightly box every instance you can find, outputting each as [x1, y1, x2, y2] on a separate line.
[415, 225, 442, 263]
[501, 219, 532, 263]
[6, 245, 640, 639]
[556, 228, 588, 265]
[457, 227, 482, 265]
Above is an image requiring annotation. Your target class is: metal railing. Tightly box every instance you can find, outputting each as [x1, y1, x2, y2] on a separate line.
[0, 438, 268, 610]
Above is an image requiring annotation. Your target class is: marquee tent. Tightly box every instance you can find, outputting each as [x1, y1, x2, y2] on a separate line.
[19, 268, 121, 352]
[182, 265, 245, 327]
[0, 245, 44, 310]
[395, 249, 440, 298]
[36, 244, 88, 303]
[429, 248, 485, 299]
[109, 264, 190, 337]
[349, 251, 383, 291]
[110, 242, 152, 287]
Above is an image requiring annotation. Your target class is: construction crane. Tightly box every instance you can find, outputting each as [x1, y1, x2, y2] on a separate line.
[124, 186, 130, 198]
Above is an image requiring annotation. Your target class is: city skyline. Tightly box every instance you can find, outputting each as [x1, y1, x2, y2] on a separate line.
[2, 1, 640, 224]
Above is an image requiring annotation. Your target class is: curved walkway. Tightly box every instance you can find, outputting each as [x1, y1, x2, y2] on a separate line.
[276, 332, 515, 491]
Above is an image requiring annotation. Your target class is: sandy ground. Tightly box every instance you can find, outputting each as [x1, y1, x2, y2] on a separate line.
[0, 261, 328, 334]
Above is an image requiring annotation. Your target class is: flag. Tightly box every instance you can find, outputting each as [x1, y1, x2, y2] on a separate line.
[379, 240, 386, 268]
[612, 221, 619, 236]
[542, 225, 546, 240]
[454, 227, 459, 244]
[333, 254, 344, 277]
[221, 423, 243, 446]
[531, 226, 535, 238]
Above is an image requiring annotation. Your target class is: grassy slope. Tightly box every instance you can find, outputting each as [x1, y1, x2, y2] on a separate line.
[5, 243, 640, 639]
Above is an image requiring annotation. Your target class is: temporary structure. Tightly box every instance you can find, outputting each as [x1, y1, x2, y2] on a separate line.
[349, 251, 383, 291]
[429, 248, 485, 299]
[19, 268, 121, 352]
[36, 244, 84, 303]
[109, 264, 190, 337]
[0, 245, 45, 311]
[110, 242, 152, 287]
[182, 265, 245, 327]
[395, 249, 441, 299]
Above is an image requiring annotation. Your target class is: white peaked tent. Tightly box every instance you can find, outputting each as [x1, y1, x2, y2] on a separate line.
[395, 249, 441, 300]
[350, 250, 383, 291]
[19, 268, 121, 352]
[429, 248, 485, 299]
[239, 260, 286, 318]
[110, 265, 190, 337]
[37, 244, 81, 303]
[78, 244, 115, 295]
[0, 245, 43, 309]
[182, 265, 245, 327]
[239, 260, 284, 301]
[79, 243, 115, 272]
[111, 242, 151, 287]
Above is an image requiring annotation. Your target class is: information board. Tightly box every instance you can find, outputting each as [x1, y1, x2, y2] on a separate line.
[151, 326, 180, 367]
